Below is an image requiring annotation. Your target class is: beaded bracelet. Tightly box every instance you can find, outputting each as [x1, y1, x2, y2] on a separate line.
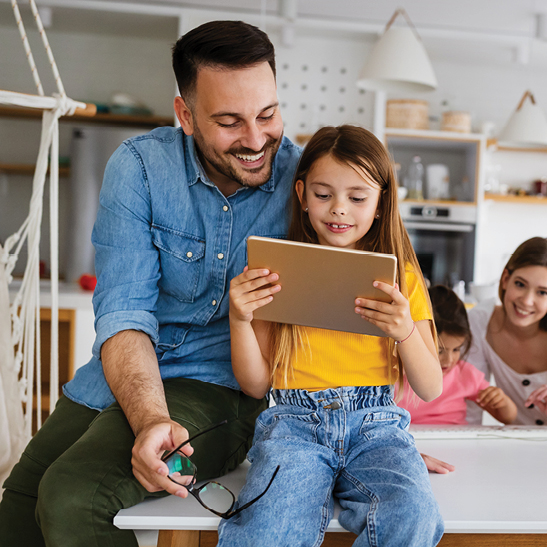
[394, 322, 415, 345]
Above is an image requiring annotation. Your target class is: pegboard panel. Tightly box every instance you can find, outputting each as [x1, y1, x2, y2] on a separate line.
[270, 32, 375, 142]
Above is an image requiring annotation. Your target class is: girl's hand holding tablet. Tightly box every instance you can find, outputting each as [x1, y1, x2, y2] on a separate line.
[354, 281, 414, 343]
[229, 267, 281, 323]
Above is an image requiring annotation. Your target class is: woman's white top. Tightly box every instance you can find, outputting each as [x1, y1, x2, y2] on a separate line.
[467, 298, 547, 425]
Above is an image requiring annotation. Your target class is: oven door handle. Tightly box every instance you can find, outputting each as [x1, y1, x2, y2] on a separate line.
[404, 221, 474, 233]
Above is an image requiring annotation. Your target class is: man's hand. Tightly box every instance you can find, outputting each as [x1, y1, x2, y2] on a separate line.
[131, 420, 195, 497]
[421, 453, 455, 474]
[102, 331, 194, 496]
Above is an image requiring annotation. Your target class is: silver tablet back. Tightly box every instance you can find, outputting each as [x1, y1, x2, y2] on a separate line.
[247, 236, 397, 337]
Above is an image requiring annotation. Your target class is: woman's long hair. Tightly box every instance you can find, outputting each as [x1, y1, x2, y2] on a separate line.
[499, 237, 547, 331]
[270, 125, 434, 391]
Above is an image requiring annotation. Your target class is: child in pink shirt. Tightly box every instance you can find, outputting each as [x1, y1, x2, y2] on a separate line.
[398, 285, 517, 425]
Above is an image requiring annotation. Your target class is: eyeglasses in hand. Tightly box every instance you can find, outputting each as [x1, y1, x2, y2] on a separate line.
[162, 420, 279, 519]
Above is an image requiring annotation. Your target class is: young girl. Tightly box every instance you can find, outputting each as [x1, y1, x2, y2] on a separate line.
[467, 237, 547, 425]
[398, 285, 517, 424]
[218, 125, 444, 547]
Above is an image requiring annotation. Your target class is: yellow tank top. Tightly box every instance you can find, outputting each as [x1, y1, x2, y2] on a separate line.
[272, 268, 432, 390]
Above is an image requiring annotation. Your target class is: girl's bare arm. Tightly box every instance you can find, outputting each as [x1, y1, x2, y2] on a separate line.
[356, 282, 442, 402]
[395, 319, 443, 402]
[229, 268, 279, 398]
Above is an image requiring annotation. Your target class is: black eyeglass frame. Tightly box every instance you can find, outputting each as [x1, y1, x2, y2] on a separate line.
[161, 420, 279, 519]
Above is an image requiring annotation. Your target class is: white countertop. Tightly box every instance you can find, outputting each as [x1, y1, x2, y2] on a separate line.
[417, 438, 547, 533]
[115, 437, 547, 534]
[9, 280, 94, 310]
[114, 439, 547, 533]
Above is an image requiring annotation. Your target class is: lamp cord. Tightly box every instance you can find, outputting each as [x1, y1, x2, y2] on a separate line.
[384, 8, 423, 42]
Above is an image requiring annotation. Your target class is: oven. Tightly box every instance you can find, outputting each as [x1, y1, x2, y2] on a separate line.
[399, 202, 476, 287]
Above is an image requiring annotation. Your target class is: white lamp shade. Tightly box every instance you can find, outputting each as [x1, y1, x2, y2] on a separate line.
[498, 93, 547, 147]
[357, 27, 437, 93]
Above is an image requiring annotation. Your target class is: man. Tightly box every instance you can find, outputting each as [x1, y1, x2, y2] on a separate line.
[0, 20, 301, 546]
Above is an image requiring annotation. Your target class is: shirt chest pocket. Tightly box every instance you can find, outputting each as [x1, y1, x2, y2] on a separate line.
[151, 225, 206, 303]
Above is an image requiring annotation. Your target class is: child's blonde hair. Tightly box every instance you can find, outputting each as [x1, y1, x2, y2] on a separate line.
[269, 125, 435, 392]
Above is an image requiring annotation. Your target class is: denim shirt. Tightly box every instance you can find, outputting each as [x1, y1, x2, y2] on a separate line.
[64, 127, 302, 410]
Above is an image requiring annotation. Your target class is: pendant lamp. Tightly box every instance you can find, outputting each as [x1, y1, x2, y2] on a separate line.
[357, 8, 437, 93]
[497, 91, 547, 147]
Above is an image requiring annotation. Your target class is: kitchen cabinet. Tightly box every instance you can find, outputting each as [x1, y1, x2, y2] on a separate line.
[483, 139, 547, 202]
[385, 128, 484, 205]
[10, 283, 94, 428]
[35, 308, 75, 427]
[474, 143, 547, 284]
[384, 129, 485, 287]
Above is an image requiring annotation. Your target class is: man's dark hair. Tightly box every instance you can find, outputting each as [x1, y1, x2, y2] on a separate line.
[172, 20, 276, 104]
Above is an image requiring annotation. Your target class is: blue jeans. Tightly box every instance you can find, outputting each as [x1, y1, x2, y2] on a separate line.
[218, 386, 444, 547]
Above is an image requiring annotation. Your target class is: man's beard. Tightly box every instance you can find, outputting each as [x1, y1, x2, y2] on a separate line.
[193, 125, 282, 188]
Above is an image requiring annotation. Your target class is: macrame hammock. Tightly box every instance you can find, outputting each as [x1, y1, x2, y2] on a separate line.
[0, 0, 95, 484]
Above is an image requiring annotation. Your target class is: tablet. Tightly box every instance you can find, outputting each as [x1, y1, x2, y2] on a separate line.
[247, 236, 397, 337]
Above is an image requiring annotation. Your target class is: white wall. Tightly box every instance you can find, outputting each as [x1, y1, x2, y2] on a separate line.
[272, 31, 374, 140]
[476, 199, 547, 283]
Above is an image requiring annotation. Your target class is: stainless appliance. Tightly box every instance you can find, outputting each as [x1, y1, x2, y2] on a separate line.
[399, 202, 476, 287]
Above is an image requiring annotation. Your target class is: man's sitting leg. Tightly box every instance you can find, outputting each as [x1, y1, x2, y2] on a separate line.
[8, 378, 264, 547]
[0, 396, 99, 547]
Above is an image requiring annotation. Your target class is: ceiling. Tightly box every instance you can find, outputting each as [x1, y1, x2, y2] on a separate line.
[4, 0, 547, 66]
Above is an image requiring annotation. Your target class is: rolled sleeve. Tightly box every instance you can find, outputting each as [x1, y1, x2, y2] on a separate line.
[91, 141, 161, 359]
[92, 310, 159, 360]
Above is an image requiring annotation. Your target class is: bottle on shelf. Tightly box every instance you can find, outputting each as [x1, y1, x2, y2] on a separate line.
[454, 175, 472, 201]
[406, 155, 424, 200]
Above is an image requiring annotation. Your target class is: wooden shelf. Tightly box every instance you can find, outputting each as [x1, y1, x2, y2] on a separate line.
[297, 129, 486, 147]
[484, 193, 547, 204]
[486, 138, 547, 153]
[0, 163, 70, 177]
[401, 199, 476, 207]
[385, 127, 484, 143]
[0, 105, 174, 128]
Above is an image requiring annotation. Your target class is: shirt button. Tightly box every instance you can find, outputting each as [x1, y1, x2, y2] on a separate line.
[522, 379, 531, 386]
[536, 419, 545, 426]
[217, 253, 224, 260]
[212, 300, 217, 306]
[186, 251, 193, 258]
[223, 205, 229, 212]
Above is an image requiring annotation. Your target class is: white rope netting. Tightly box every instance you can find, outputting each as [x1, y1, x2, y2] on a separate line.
[0, 0, 91, 484]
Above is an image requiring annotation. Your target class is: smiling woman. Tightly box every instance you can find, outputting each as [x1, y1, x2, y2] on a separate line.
[467, 237, 547, 425]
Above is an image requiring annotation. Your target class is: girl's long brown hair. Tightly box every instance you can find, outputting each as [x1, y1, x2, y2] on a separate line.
[269, 125, 435, 391]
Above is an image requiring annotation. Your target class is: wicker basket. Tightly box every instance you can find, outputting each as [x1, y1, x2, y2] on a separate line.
[386, 99, 429, 130]
[441, 111, 471, 133]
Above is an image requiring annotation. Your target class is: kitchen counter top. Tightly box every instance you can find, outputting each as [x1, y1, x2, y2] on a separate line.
[9, 280, 94, 310]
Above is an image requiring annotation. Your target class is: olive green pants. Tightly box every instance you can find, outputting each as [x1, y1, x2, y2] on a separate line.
[0, 378, 266, 547]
